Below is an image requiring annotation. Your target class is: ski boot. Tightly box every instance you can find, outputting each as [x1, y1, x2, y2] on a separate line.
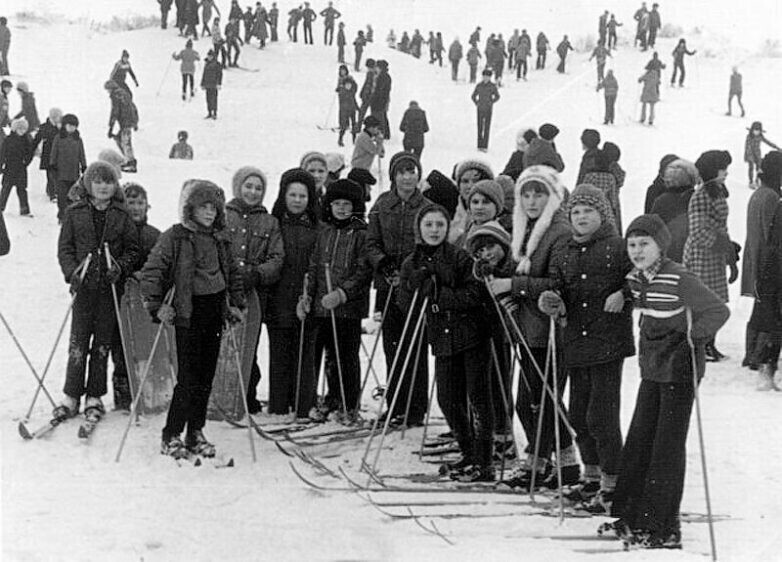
[186, 429, 216, 457]
[597, 519, 632, 540]
[757, 364, 780, 391]
[562, 480, 600, 503]
[543, 464, 581, 489]
[161, 434, 190, 460]
[453, 464, 496, 483]
[439, 456, 472, 477]
[79, 397, 105, 438]
[632, 529, 682, 550]
[496, 465, 550, 491]
[582, 489, 614, 514]
[52, 395, 80, 420]
[308, 404, 328, 423]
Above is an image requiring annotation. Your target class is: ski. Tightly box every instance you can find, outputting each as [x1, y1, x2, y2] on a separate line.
[235, 66, 260, 72]
[316, 125, 340, 131]
[18, 414, 69, 440]
[77, 408, 103, 440]
[418, 443, 461, 457]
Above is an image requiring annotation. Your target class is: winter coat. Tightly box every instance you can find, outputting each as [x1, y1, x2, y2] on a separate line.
[337, 28, 346, 47]
[0, 132, 32, 178]
[32, 119, 59, 170]
[598, 73, 618, 97]
[184, 0, 199, 24]
[305, 217, 372, 319]
[350, 131, 383, 170]
[577, 148, 600, 185]
[0, 25, 9, 50]
[741, 183, 780, 296]
[398, 242, 487, 357]
[648, 9, 662, 31]
[370, 71, 391, 112]
[201, 58, 223, 89]
[110, 60, 138, 87]
[253, 8, 268, 40]
[639, 70, 659, 103]
[466, 46, 481, 66]
[627, 258, 728, 384]
[301, 8, 316, 24]
[471, 81, 500, 112]
[536, 33, 549, 52]
[14, 92, 40, 131]
[502, 150, 525, 180]
[173, 47, 200, 74]
[744, 134, 778, 164]
[109, 86, 139, 130]
[750, 201, 782, 334]
[141, 224, 244, 327]
[0, 212, 8, 256]
[58, 199, 140, 290]
[169, 141, 194, 159]
[672, 44, 695, 64]
[523, 139, 565, 172]
[336, 75, 358, 111]
[49, 130, 87, 182]
[265, 212, 320, 328]
[556, 39, 573, 58]
[0, 94, 8, 129]
[448, 41, 463, 62]
[399, 105, 429, 148]
[359, 72, 375, 102]
[548, 222, 635, 367]
[650, 186, 694, 263]
[683, 181, 731, 302]
[134, 220, 161, 273]
[320, 6, 341, 26]
[510, 210, 572, 348]
[365, 188, 430, 297]
[582, 171, 622, 233]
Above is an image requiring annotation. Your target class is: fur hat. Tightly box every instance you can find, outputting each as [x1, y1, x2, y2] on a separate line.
[83, 161, 120, 197]
[538, 123, 559, 141]
[516, 127, 537, 150]
[567, 183, 614, 225]
[300, 151, 328, 170]
[362, 115, 381, 129]
[423, 170, 459, 219]
[347, 167, 377, 188]
[625, 214, 672, 256]
[97, 149, 126, 178]
[325, 152, 346, 175]
[468, 179, 505, 216]
[272, 168, 319, 222]
[496, 174, 515, 213]
[512, 165, 566, 273]
[580, 128, 601, 149]
[231, 166, 267, 199]
[15, 81, 29, 93]
[62, 113, 79, 127]
[759, 151, 782, 190]
[663, 158, 700, 188]
[322, 179, 365, 217]
[602, 141, 621, 163]
[466, 220, 511, 255]
[179, 179, 226, 230]
[454, 159, 494, 186]
[389, 151, 422, 184]
[695, 150, 732, 182]
[10, 117, 28, 134]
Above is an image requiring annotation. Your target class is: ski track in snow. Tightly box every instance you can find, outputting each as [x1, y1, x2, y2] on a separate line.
[2, 1, 782, 560]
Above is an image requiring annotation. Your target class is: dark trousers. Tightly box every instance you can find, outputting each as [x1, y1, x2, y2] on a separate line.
[354, 48, 363, 72]
[612, 380, 694, 537]
[647, 28, 657, 48]
[469, 63, 477, 83]
[288, 23, 298, 42]
[205, 88, 218, 116]
[489, 337, 512, 434]
[245, 323, 264, 408]
[164, 293, 224, 438]
[57, 179, 75, 221]
[381, 299, 429, 422]
[181, 73, 194, 95]
[596, 62, 605, 83]
[608, 30, 617, 49]
[338, 44, 345, 63]
[185, 22, 198, 39]
[370, 108, 390, 139]
[0, 173, 30, 215]
[303, 23, 313, 44]
[324, 25, 334, 45]
[728, 91, 745, 116]
[357, 99, 371, 129]
[557, 54, 567, 73]
[160, 7, 170, 29]
[213, 42, 227, 67]
[226, 41, 241, 66]
[604, 94, 616, 124]
[338, 107, 356, 143]
[536, 50, 546, 69]
[310, 316, 362, 411]
[476, 108, 492, 149]
[402, 140, 423, 160]
[268, 323, 317, 416]
[111, 320, 131, 408]
[569, 359, 624, 476]
[436, 344, 494, 465]
[45, 168, 57, 200]
[515, 57, 528, 79]
[516, 346, 573, 461]
[451, 60, 459, 80]
[270, 25, 278, 41]
[63, 286, 116, 399]
[671, 61, 685, 85]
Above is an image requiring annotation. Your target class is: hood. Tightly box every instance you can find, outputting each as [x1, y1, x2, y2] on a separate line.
[178, 179, 227, 231]
[231, 165, 267, 201]
[414, 201, 452, 246]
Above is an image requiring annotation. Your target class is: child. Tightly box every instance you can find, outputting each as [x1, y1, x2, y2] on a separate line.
[449, 159, 494, 243]
[539, 184, 635, 513]
[0, 117, 32, 216]
[49, 113, 87, 221]
[726, 66, 744, 117]
[607, 214, 729, 549]
[172, 39, 200, 100]
[744, 121, 780, 187]
[109, 50, 139, 98]
[300, 151, 329, 206]
[399, 100, 429, 160]
[55, 161, 140, 423]
[31, 107, 62, 201]
[398, 202, 494, 482]
[578, 129, 601, 184]
[298, 179, 372, 423]
[225, 166, 284, 414]
[105, 79, 139, 173]
[141, 180, 245, 458]
[597, 69, 619, 125]
[335, 64, 358, 147]
[13, 82, 40, 133]
[350, 115, 385, 173]
[582, 150, 623, 233]
[523, 123, 565, 172]
[267, 168, 320, 417]
[169, 130, 194, 160]
[200, 50, 223, 119]
[111, 183, 161, 409]
[638, 68, 660, 126]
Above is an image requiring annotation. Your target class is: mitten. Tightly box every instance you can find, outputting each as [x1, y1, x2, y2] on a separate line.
[106, 264, 122, 284]
[296, 295, 311, 321]
[538, 290, 566, 318]
[473, 258, 495, 279]
[727, 241, 741, 266]
[226, 305, 244, 325]
[728, 262, 739, 284]
[69, 271, 83, 294]
[157, 303, 176, 325]
[321, 288, 346, 310]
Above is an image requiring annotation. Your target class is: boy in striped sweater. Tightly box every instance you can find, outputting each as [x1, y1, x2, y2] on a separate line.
[605, 214, 729, 549]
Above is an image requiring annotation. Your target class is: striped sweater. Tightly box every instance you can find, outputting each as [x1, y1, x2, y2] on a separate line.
[626, 258, 729, 384]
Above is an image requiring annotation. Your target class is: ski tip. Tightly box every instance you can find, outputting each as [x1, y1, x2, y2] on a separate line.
[227, 458, 235, 467]
[194, 457, 203, 467]
[18, 421, 33, 440]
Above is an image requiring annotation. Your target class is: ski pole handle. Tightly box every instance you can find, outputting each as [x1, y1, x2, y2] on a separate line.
[325, 263, 333, 293]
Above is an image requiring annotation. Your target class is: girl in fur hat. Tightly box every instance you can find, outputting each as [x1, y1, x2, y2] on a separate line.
[141, 180, 245, 458]
[449, 158, 494, 244]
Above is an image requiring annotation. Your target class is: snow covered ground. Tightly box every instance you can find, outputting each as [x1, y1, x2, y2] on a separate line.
[2, 1, 782, 560]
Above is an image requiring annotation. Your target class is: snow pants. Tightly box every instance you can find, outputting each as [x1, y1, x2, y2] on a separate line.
[381, 297, 429, 424]
[310, 316, 361, 412]
[671, 61, 685, 86]
[181, 73, 195, 95]
[469, 63, 477, 83]
[436, 344, 494, 466]
[164, 292, 224, 439]
[114, 128, 135, 163]
[0, 173, 30, 215]
[568, 359, 624, 478]
[612, 380, 694, 538]
[205, 87, 219, 116]
[450, 60, 459, 80]
[604, 94, 616, 124]
[476, 108, 492, 150]
[268, 322, 317, 416]
[63, 285, 116, 399]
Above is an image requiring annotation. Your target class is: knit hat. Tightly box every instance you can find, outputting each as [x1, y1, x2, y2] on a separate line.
[695, 150, 732, 182]
[759, 151, 782, 190]
[62, 113, 79, 127]
[300, 151, 328, 170]
[603, 141, 621, 163]
[325, 152, 346, 175]
[362, 115, 381, 129]
[625, 214, 672, 256]
[663, 158, 700, 188]
[389, 151, 422, 184]
[322, 179, 365, 216]
[468, 179, 504, 216]
[178, 130, 188, 141]
[179, 179, 227, 230]
[15, 81, 29, 93]
[580, 128, 601, 149]
[10, 117, 28, 134]
[423, 170, 459, 219]
[97, 149, 126, 178]
[231, 166, 267, 199]
[496, 174, 515, 213]
[415, 202, 452, 243]
[512, 165, 566, 272]
[538, 123, 559, 141]
[83, 161, 120, 196]
[567, 183, 614, 225]
[454, 159, 494, 186]
[466, 220, 511, 255]
[347, 167, 377, 190]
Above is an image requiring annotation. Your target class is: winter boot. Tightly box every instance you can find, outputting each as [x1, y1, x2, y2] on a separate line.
[439, 456, 473, 477]
[705, 340, 726, 362]
[497, 464, 551, 491]
[543, 464, 582, 489]
[757, 364, 780, 391]
[563, 480, 601, 503]
[52, 395, 80, 420]
[583, 489, 614, 514]
[597, 519, 632, 540]
[337, 131, 345, 147]
[636, 529, 682, 550]
[454, 464, 496, 483]
[161, 433, 189, 459]
[186, 429, 216, 457]
[113, 375, 132, 411]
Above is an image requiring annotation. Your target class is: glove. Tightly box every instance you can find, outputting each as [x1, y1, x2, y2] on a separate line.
[157, 303, 176, 325]
[321, 288, 346, 310]
[106, 264, 122, 284]
[107, 129, 114, 139]
[727, 241, 741, 266]
[226, 305, 244, 325]
[296, 295, 311, 321]
[728, 262, 739, 284]
[378, 256, 397, 278]
[408, 267, 433, 291]
[69, 271, 83, 294]
[473, 258, 495, 279]
[242, 266, 259, 292]
[538, 290, 566, 318]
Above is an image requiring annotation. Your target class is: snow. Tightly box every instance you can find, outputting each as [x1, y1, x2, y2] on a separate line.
[2, 1, 782, 561]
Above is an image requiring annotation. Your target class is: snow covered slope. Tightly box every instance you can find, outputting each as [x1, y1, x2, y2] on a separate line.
[1, 2, 782, 561]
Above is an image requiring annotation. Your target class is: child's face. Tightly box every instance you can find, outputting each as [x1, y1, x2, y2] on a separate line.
[367, 125, 381, 137]
[570, 204, 602, 237]
[125, 195, 148, 223]
[717, 168, 728, 182]
[330, 198, 353, 220]
[240, 175, 265, 206]
[194, 202, 217, 228]
[475, 242, 506, 267]
[458, 169, 481, 202]
[753, 129, 761, 136]
[419, 211, 448, 246]
[469, 192, 497, 225]
[627, 235, 662, 271]
[91, 180, 116, 203]
[395, 165, 419, 194]
[65, 124, 76, 134]
[285, 182, 309, 215]
[305, 161, 328, 189]
[520, 189, 550, 219]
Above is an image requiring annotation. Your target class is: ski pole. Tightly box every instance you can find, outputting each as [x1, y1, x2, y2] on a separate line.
[21, 252, 93, 418]
[227, 322, 259, 463]
[418, 366, 439, 459]
[321, 96, 336, 129]
[376, 155, 384, 191]
[528, 336, 552, 502]
[687, 308, 718, 562]
[489, 340, 514, 482]
[549, 318, 565, 523]
[360, 339, 381, 387]
[293, 273, 310, 419]
[400, 315, 427, 439]
[357, 285, 393, 410]
[483, 277, 530, 395]
[105, 244, 138, 408]
[156, 56, 174, 98]
[325, 263, 349, 416]
[115, 287, 175, 462]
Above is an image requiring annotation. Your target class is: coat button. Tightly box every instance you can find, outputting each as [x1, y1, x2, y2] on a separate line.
[444, 328, 450, 334]
[242, 229, 247, 233]
[581, 274, 587, 279]
[239, 260, 245, 266]
[582, 302, 587, 308]
[241, 245, 246, 249]
[581, 247, 586, 252]
[582, 330, 587, 336]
